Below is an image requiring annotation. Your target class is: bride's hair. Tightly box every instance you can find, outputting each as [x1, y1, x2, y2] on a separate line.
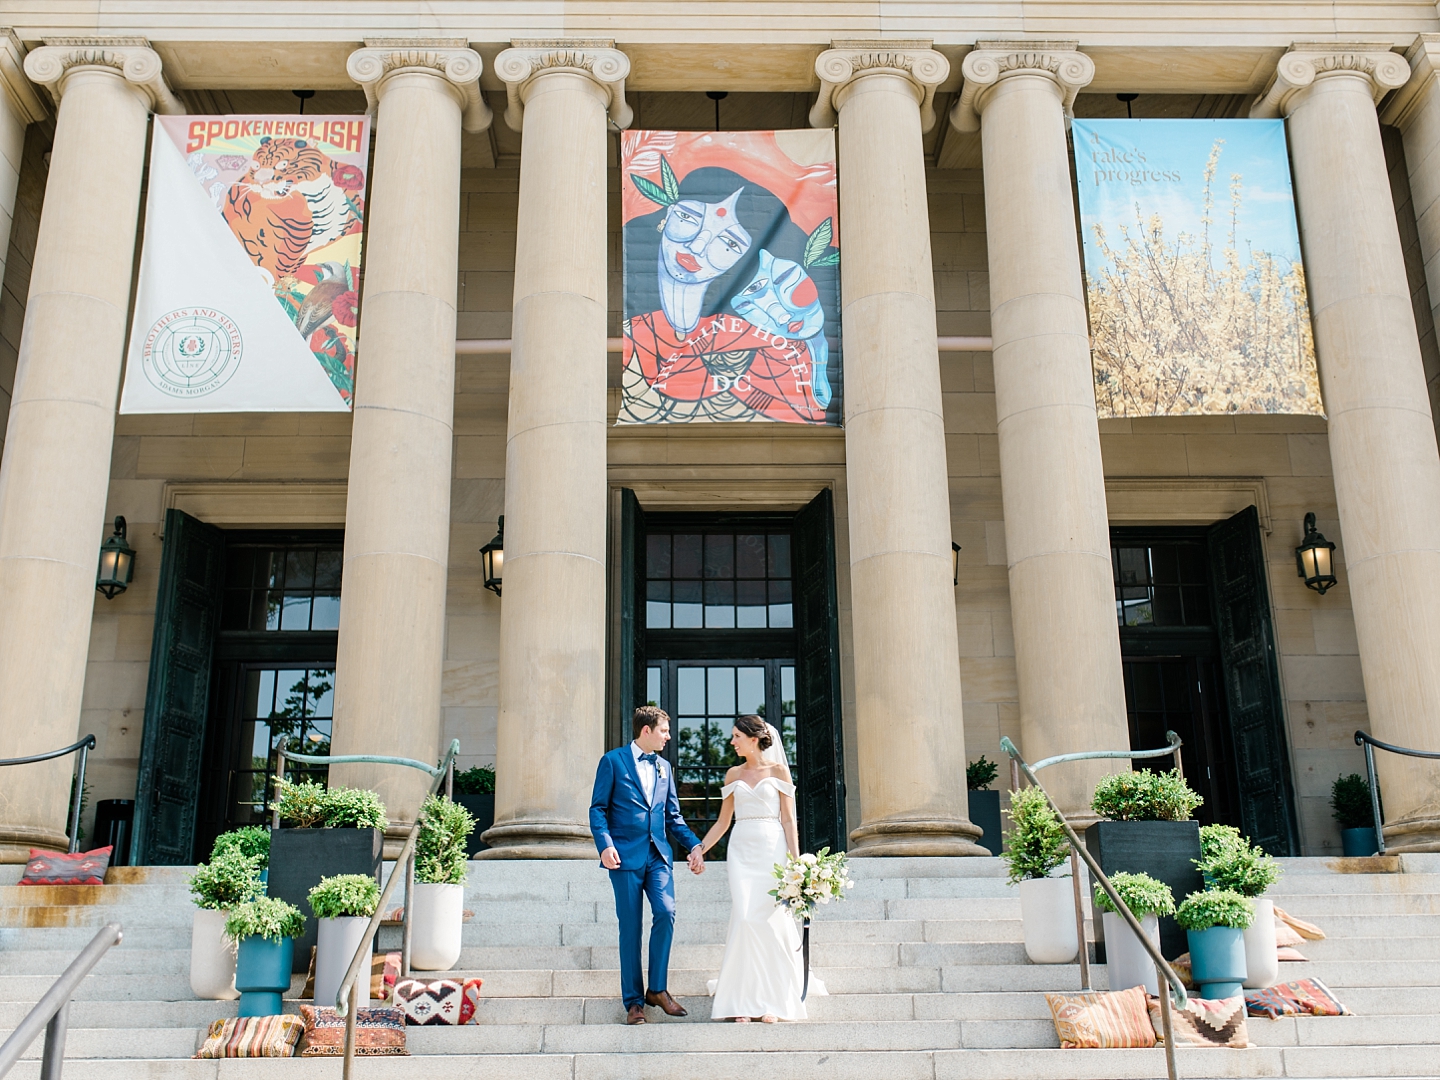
[734, 714, 773, 750]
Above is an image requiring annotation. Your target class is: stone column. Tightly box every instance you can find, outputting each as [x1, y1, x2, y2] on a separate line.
[1255, 45, 1440, 852]
[951, 43, 1129, 818]
[478, 42, 628, 859]
[0, 33, 45, 316]
[0, 41, 178, 860]
[333, 43, 490, 832]
[810, 42, 986, 856]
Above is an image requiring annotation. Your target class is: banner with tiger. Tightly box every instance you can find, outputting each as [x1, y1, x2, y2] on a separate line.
[618, 130, 842, 426]
[119, 114, 371, 413]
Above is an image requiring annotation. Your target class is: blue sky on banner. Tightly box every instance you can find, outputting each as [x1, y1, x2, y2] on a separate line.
[1072, 118, 1302, 278]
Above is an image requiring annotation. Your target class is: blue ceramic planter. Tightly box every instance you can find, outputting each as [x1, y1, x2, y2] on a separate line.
[235, 935, 293, 1017]
[1186, 925, 1247, 999]
[1341, 827, 1378, 857]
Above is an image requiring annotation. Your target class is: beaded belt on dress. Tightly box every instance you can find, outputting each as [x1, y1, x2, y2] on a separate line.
[735, 815, 780, 821]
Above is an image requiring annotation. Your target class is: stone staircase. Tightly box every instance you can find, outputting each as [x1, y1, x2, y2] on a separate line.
[2, 855, 1439, 1078]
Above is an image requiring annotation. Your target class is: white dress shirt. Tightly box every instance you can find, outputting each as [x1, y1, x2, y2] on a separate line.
[630, 741, 658, 805]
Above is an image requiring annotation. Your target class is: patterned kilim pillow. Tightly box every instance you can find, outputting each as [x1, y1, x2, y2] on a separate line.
[301, 950, 400, 1001]
[194, 1015, 304, 1058]
[1148, 993, 1249, 1047]
[1045, 986, 1156, 1049]
[1245, 978, 1349, 1018]
[392, 978, 485, 1025]
[19, 847, 113, 886]
[297, 1004, 407, 1056]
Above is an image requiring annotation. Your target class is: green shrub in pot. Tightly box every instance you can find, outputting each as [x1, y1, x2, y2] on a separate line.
[1177, 888, 1254, 998]
[210, 826, 271, 868]
[1175, 889, 1254, 932]
[1005, 787, 1077, 964]
[227, 897, 304, 1017]
[273, 778, 330, 828]
[225, 896, 306, 943]
[1003, 787, 1069, 885]
[1092, 871, 1176, 919]
[188, 849, 264, 1001]
[1091, 769, 1203, 822]
[1330, 773, 1373, 830]
[1094, 871, 1175, 994]
[411, 796, 477, 971]
[189, 851, 263, 911]
[966, 756, 999, 791]
[416, 795, 477, 886]
[307, 874, 381, 919]
[453, 766, 495, 796]
[1194, 824, 1280, 897]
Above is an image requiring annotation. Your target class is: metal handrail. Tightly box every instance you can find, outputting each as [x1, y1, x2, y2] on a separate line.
[0, 922, 122, 1079]
[0, 735, 96, 855]
[1002, 736, 1186, 1080]
[1353, 729, 1440, 855]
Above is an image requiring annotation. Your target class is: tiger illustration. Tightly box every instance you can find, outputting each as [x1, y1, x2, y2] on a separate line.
[222, 137, 363, 282]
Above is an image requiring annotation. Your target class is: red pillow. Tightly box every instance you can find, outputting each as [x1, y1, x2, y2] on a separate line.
[19, 846, 113, 885]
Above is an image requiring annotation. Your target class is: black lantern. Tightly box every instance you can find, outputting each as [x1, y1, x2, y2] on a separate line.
[480, 516, 504, 597]
[96, 516, 135, 599]
[952, 541, 961, 586]
[1295, 512, 1338, 595]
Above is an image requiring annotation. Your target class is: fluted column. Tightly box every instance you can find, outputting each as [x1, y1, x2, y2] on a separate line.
[479, 42, 628, 859]
[1255, 45, 1440, 852]
[0, 40, 178, 861]
[811, 42, 986, 856]
[952, 43, 1128, 818]
[0, 33, 45, 323]
[332, 42, 489, 833]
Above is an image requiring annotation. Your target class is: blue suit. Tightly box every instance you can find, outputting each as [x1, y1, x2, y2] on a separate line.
[590, 745, 702, 1007]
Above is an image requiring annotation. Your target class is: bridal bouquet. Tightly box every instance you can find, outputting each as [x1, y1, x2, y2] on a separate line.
[770, 848, 854, 921]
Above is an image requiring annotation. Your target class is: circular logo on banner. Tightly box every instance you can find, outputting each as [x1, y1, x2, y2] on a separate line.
[141, 309, 243, 398]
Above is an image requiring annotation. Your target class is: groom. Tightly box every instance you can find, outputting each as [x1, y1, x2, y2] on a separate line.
[590, 705, 705, 1025]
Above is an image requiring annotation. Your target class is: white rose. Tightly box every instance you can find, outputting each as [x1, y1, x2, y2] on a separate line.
[800, 853, 818, 865]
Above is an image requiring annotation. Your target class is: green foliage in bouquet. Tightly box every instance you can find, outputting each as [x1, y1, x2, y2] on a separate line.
[322, 787, 388, 830]
[1195, 824, 1281, 897]
[453, 765, 496, 796]
[210, 825, 271, 868]
[1175, 889, 1255, 932]
[188, 851, 263, 911]
[1092, 871, 1176, 918]
[967, 755, 1000, 791]
[416, 795, 476, 886]
[1002, 786, 1070, 885]
[224, 896, 305, 943]
[308, 874, 380, 920]
[1330, 773, 1374, 831]
[770, 848, 854, 921]
[1091, 769, 1202, 822]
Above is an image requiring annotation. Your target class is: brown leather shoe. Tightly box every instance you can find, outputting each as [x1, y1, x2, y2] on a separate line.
[626, 1004, 647, 1025]
[645, 990, 688, 1017]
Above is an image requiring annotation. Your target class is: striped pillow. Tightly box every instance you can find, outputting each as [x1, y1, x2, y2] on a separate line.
[194, 1015, 304, 1058]
[1045, 986, 1157, 1049]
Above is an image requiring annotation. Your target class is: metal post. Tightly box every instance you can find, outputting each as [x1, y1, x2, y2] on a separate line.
[272, 738, 287, 830]
[445, 758, 454, 801]
[1157, 960, 1178, 1080]
[1070, 846, 1089, 990]
[66, 744, 89, 855]
[1363, 739, 1385, 855]
[38, 1002, 68, 1080]
[1009, 758, 1020, 793]
[341, 976, 359, 1080]
[401, 851, 415, 978]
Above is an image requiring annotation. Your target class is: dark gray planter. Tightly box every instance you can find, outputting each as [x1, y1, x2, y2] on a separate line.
[967, 790, 1002, 856]
[457, 794, 495, 856]
[1084, 819, 1202, 962]
[268, 827, 383, 972]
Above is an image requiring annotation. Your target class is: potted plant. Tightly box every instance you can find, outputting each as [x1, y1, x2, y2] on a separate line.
[1004, 787, 1077, 964]
[211, 825, 271, 884]
[1085, 769, 1204, 961]
[411, 795, 477, 971]
[226, 895, 305, 1017]
[1195, 824, 1282, 988]
[188, 850, 263, 999]
[966, 756, 1002, 855]
[1092, 871, 1174, 995]
[308, 873, 381, 1009]
[1332, 773, 1378, 856]
[1175, 889, 1253, 999]
[453, 766, 496, 855]
[268, 780, 386, 972]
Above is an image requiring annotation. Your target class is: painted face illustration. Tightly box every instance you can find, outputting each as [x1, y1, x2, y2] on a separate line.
[659, 189, 752, 284]
[730, 249, 824, 339]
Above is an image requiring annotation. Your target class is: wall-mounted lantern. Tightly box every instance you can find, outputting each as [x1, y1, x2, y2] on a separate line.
[952, 541, 961, 587]
[96, 516, 135, 599]
[1295, 512, 1338, 595]
[480, 516, 504, 597]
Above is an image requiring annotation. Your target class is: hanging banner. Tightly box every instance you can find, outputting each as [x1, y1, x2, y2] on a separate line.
[1073, 119, 1323, 418]
[618, 130, 841, 425]
[119, 115, 370, 413]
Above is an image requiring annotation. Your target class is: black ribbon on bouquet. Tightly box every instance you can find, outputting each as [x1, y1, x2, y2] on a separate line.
[800, 917, 811, 1001]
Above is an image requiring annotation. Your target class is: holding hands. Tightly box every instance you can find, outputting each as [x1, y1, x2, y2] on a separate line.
[688, 847, 706, 875]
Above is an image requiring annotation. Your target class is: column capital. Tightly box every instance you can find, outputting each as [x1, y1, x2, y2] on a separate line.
[347, 40, 491, 133]
[494, 40, 631, 132]
[1379, 34, 1440, 130]
[0, 30, 48, 124]
[809, 40, 949, 133]
[23, 37, 181, 114]
[1251, 42, 1410, 119]
[950, 41, 1093, 133]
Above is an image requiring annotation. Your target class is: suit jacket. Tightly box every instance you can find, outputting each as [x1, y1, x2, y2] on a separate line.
[589, 745, 701, 868]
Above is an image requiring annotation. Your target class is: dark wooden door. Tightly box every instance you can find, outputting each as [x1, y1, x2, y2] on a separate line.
[617, 488, 647, 749]
[132, 509, 225, 865]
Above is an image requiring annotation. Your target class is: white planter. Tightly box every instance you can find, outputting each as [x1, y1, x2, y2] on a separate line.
[314, 916, 374, 1009]
[410, 882, 464, 971]
[190, 908, 239, 1000]
[1102, 911, 1161, 995]
[1242, 897, 1280, 989]
[1018, 876, 1079, 964]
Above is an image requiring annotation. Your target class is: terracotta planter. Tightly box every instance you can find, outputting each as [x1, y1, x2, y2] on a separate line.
[1242, 897, 1280, 989]
[314, 916, 374, 1009]
[1102, 911, 1160, 995]
[1018, 876, 1078, 964]
[189, 907, 239, 1000]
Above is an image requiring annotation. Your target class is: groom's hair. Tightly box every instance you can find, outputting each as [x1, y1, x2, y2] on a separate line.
[633, 705, 670, 738]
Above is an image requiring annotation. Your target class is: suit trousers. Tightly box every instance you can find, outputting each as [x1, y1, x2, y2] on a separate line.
[609, 845, 676, 1006]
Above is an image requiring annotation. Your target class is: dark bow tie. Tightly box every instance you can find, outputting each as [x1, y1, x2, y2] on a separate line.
[640, 752, 658, 765]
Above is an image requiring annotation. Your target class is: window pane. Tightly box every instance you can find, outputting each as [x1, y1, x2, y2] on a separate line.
[310, 595, 341, 631]
[280, 594, 312, 631]
[769, 579, 793, 628]
[704, 580, 735, 628]
[736, 534, 767, 579]
[1122, 598, 1154, 627]
[707, 667, 736, 717]
[768, 534, 791, 579]
[314, 550, 343, 589]
[286, 550, 316, 589]
[222, 589, 251, 631]
[265, 591, 284, 630]
[737, 667, 765, 715]
[647, 534, 672, 579]
[1181, 586, 1210, 626]
[249, 590, 271, 632]
[1152, 586, 1183, 626]
[703, 534, 734, 579]
[1116, 547, 1149, 587]
[226, 549, 254, 589]
[1177, 544, 1208, 585]
[307, 670, 335, 717]
[673, 534, 703, 579]
[251, 670, 276, 717]
[1149, 545, 1179, 585]
[781, 666, 796, 714]
[264, 552, 286, 589]
[672, 580, 702, 628]
[678, 667, 705, 716]
[736, 580, 767, 628]
[646, 666, 662, 706]
[646, 580, 671, 629]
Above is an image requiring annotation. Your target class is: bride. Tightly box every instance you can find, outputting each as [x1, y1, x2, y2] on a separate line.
[695, 713, 809, 1022]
